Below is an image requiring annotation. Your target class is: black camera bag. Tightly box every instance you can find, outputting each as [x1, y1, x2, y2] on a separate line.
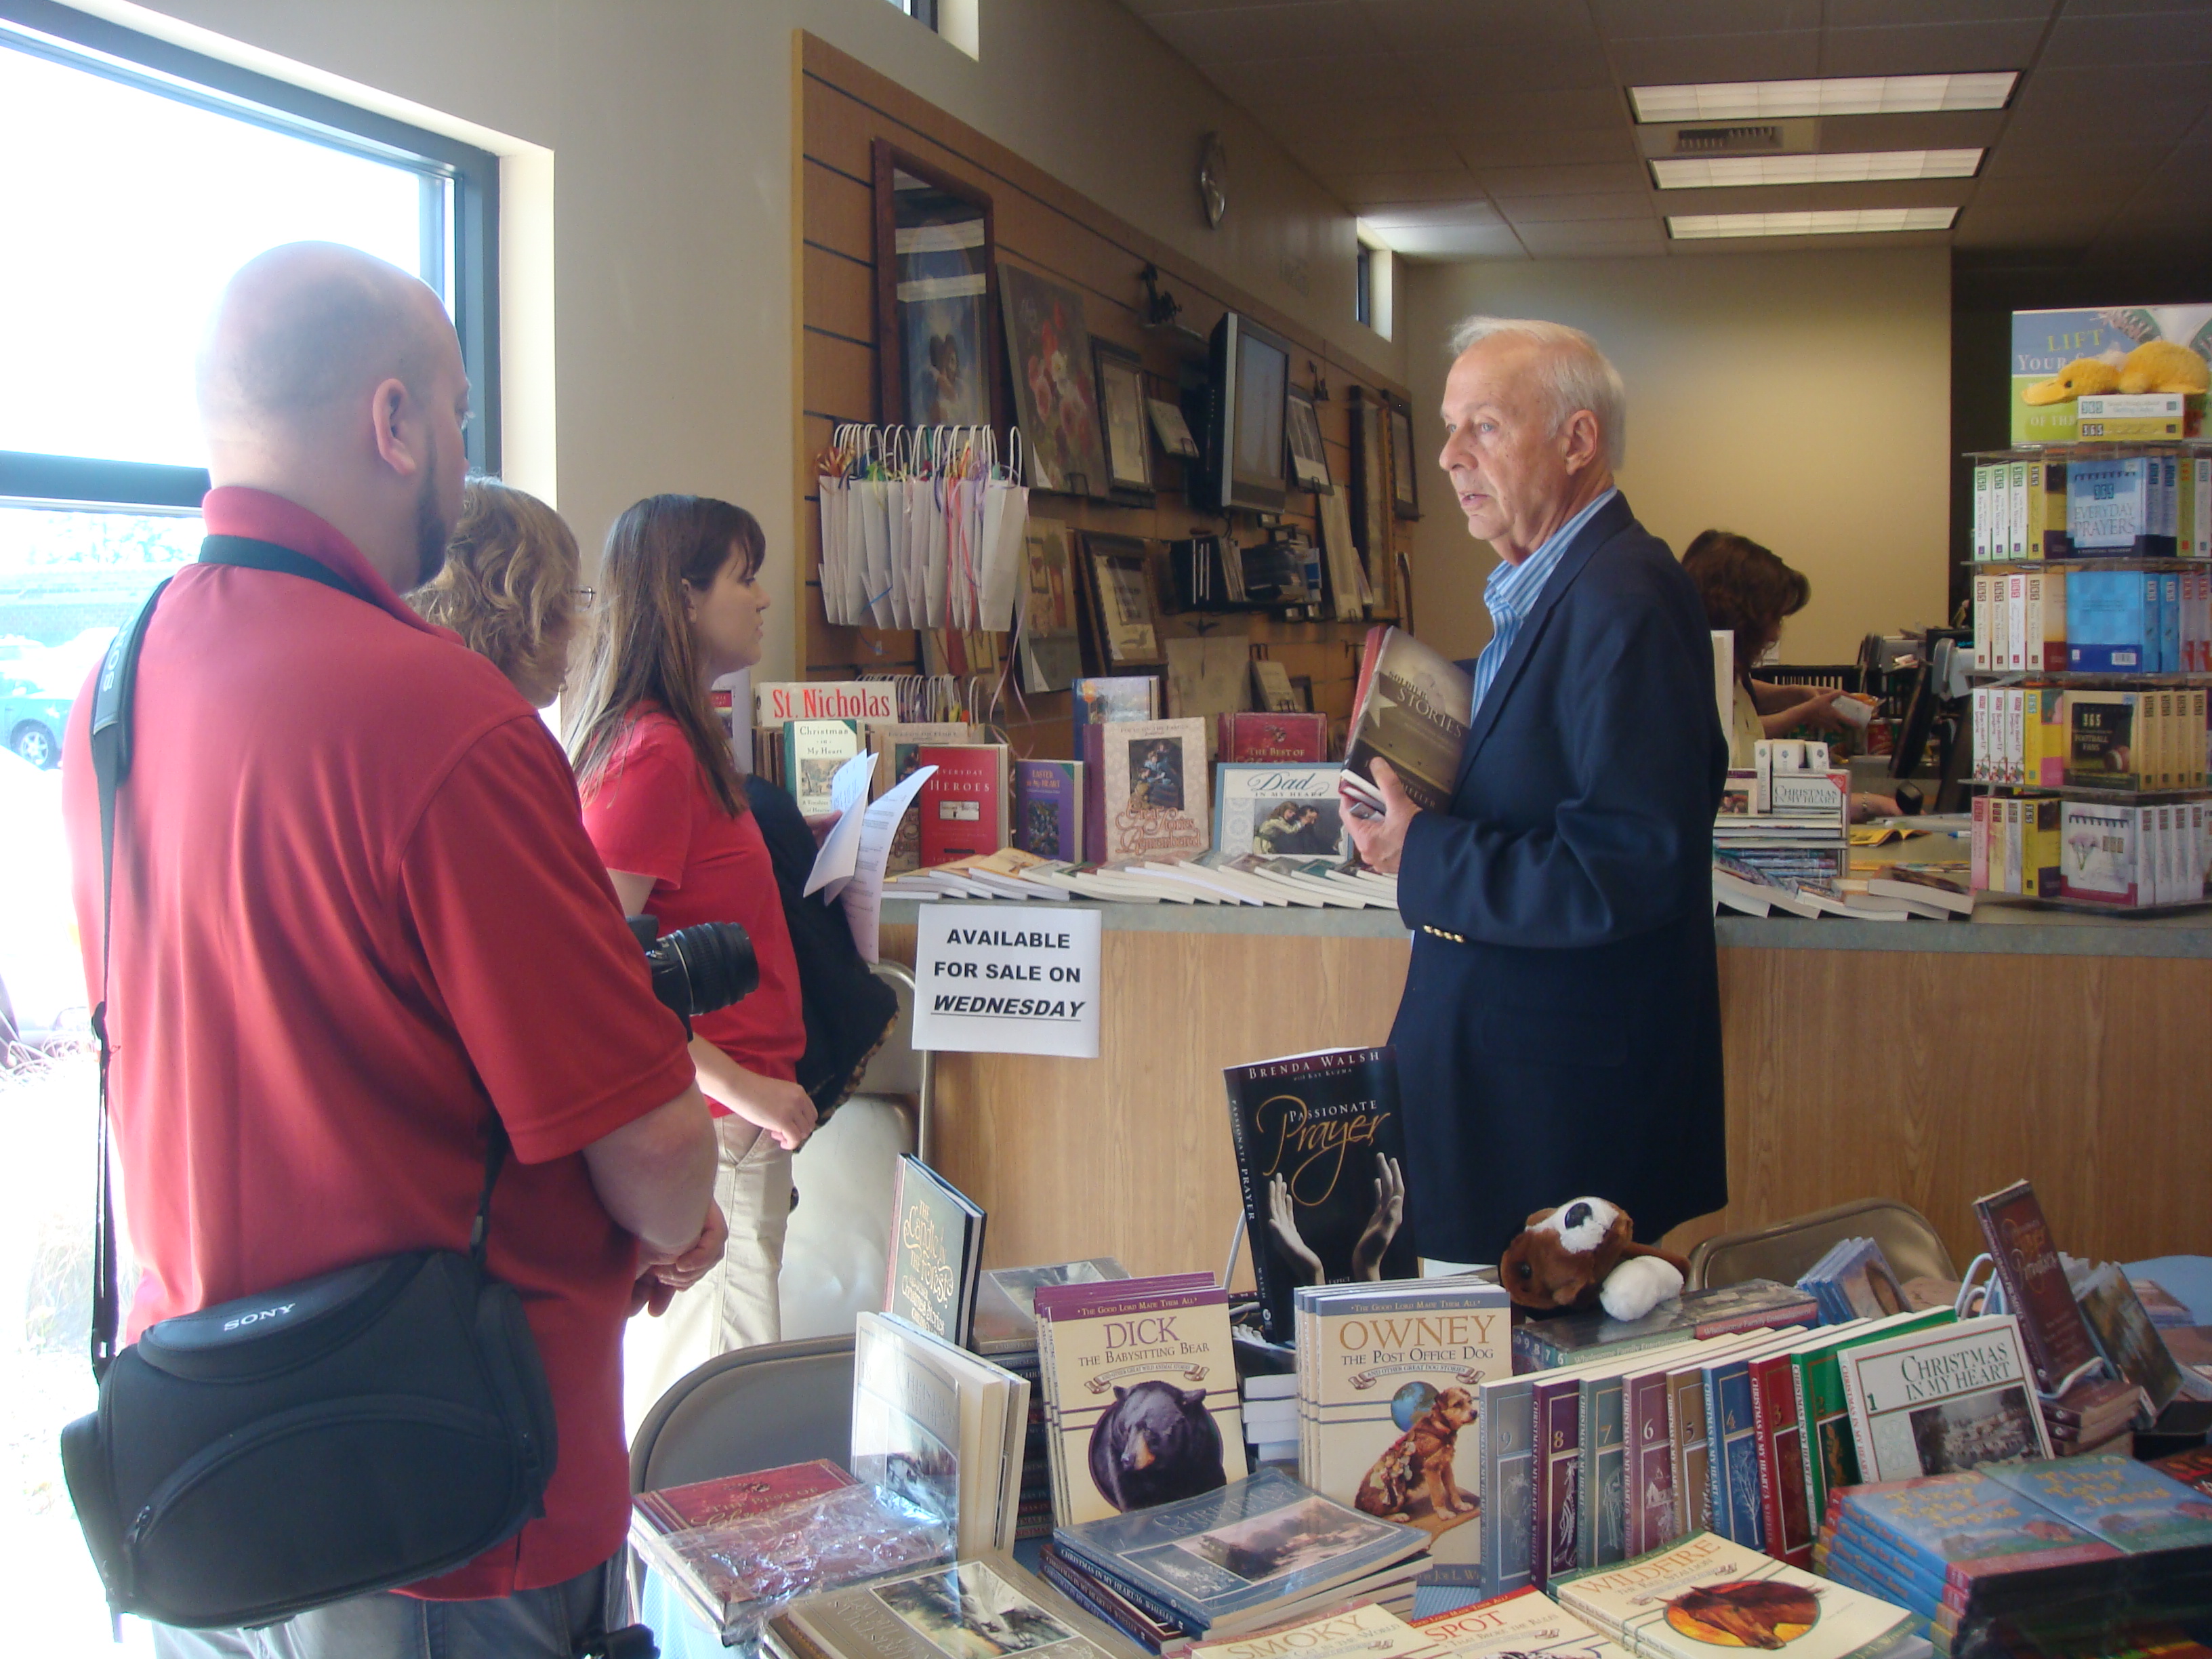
[60, 541, 558, 1629]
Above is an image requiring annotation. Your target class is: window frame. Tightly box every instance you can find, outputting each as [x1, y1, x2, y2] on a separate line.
[0, 0, 500, 510]
[1355, 244, 1374, 329]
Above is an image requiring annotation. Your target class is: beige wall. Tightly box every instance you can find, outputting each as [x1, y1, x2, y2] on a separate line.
[65, 0, 1395, 680]
[1399, 248, 1952, 667]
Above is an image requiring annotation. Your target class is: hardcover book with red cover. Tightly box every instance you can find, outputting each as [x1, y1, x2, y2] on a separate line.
[1216, 711, 1329, 762]
[916, 743, 1007, 867]
[1748, 1348, 1815, 1567]
[632, 1459, 856, 1539]
[1973, 1179, 2101, 1393]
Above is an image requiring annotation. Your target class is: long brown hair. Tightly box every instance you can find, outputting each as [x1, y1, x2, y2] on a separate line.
[566, 494, 763, 816]
[1681, 529, 1809, 687]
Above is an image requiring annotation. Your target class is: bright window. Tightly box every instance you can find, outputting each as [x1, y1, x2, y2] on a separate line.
[0, 5, 498, 1645]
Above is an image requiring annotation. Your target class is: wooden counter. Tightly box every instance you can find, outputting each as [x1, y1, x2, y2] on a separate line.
[878, 900, 2212, 1283]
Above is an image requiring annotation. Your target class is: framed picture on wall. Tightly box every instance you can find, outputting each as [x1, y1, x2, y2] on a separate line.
[1000, 262, 1111, 497]
[1092, 339, 1154, 501]
[1081, 533, 1165, 668]
[1285, 384, 1331, 493]
[872, 142, 1000, 432]
[1387, 393, 1420, 518]
[1349, 386, 1399, 619]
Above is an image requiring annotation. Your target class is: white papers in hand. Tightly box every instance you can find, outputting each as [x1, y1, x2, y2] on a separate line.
[802, 750, 880, 898]
[840, 763, 939, 962]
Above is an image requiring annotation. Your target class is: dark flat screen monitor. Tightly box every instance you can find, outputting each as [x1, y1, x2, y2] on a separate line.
[1206, 311, 1292, 513]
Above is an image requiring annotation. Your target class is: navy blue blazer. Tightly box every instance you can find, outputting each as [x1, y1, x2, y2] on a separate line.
[1389, 491, 1728, 1261]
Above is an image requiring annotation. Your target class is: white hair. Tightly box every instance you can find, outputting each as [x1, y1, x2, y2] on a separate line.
[1447, 315, 1627, 470]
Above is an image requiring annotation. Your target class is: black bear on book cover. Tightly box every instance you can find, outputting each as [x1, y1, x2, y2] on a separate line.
[1088, 1380, 1227, 1513]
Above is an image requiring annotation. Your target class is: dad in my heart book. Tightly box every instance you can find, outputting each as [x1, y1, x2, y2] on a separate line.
[1223, 1046, 1418, 1344]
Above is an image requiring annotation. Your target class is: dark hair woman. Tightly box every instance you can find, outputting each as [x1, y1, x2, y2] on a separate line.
[1682, 529, 1893, 817]
[567, 495, 815, 1424]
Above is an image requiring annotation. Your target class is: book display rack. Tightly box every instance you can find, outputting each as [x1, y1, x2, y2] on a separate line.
[1963, 441, 2212, 914]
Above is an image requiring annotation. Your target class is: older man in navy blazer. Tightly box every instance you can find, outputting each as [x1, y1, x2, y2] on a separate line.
[1346, 317, 1727, 1267]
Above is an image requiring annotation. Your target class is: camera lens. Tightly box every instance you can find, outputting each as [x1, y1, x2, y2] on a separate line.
[652, 922, 758, 1019]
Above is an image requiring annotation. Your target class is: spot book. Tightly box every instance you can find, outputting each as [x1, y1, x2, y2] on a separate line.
[1222, 1046, 1418, 1345]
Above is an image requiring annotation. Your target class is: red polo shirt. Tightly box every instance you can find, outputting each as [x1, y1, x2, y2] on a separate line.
[61, 487, 698, 1599]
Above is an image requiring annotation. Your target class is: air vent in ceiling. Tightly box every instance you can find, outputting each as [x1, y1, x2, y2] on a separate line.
[1634, 117, 1819, 160]
[1676, 124, 1782, 152]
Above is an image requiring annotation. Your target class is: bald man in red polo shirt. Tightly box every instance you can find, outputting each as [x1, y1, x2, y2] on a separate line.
[62, 243, 726, 1657]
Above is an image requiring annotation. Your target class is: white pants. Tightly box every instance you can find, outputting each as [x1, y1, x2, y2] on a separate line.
[622, 1115, 792, 1441]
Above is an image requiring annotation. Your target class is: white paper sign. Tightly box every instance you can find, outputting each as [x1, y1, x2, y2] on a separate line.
[911, 903, 1101, 1059]
[840, 763, 938, 963]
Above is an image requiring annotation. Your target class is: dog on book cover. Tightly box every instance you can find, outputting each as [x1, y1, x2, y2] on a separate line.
[1347, 316, 1727, 1265]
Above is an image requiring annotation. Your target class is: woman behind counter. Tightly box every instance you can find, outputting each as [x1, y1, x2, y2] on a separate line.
[567, 495, 817, 1424]
[1683, 528, 1897, 819]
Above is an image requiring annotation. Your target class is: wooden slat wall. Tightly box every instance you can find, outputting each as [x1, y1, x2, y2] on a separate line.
[798, 34, 1409, 758]
[878, 924, 2212, 1282]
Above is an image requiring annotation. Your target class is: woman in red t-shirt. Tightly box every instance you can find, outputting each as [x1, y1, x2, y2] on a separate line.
[568, 495, 816, 1417]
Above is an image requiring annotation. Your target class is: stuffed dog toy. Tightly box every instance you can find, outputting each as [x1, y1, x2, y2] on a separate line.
[1499, 1197, 1689, 1322]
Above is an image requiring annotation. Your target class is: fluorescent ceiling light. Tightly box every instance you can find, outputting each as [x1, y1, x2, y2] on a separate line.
[1631, 73, 2017, 123]
[1652, 149, 1984, 188]
[1667, 207, 1960, 239]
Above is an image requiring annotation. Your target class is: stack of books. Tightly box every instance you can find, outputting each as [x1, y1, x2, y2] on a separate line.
[1799, 1239, 1911, 1324]
[630, 1460, 952, 1648]
[1241, 1372, 1298, 1468]
[969, 1258, 1131, 1543]
[1816, 1459, 2212, 1656]
[1412, 1585, 1630, 1659]
[882, 851, 1398, 908]
[1557, 1532, 1928, 1659]
[1035, 1273, 1246, 1532]
[1293, 1277, 1513, 1589]
[1050, 1466, 1435, 1641]
[766, 1554, 1147, 1659]
[1712, 741, 1858, 917]
[1511, 1280, 1822, 1372]
[854, 1311, 1031, 1559]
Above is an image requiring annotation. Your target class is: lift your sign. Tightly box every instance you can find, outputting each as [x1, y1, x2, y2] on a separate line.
[912, 903, 1103, 1058]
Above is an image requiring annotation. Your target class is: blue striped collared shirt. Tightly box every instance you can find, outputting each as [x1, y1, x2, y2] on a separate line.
[1468, 487, 1618, 716]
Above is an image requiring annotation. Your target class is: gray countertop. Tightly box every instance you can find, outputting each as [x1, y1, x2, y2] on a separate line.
[878, 895, 2212, 959]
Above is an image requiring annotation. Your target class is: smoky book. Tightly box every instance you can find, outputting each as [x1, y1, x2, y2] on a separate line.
[1224, 1046, 1418, 1345]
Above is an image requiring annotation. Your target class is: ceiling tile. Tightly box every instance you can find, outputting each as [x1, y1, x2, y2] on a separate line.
[1952, 205, 2110, 248]
[2003, 63, 2212, 143]
[1440, 87, 1631, 134]
[1474, 161, 1652, 195]
[1242, 98, 1452, 141]
[1517, 219, 1670, 255]
[2052, 0, 2212, 14]
[1451, 126, 1642, 167]
[1332, 170, 1493, 207]
[1608, 33, 1824, 85]
[1593, 0, 1822, 38]
[1380, 222, 1530, 259]
[1818, 20, 2049, 75]
[1358, 199, 1511, 227]
[1124, 0, 1343, 12]
[1499, 190, 1658, 224]
[1355, 0, 1605, 59]
[1204, 55, 1416, 104]
[1983, 138, 2179, 178]
[1291, 131, 1465, 174]
[2040, 13, 2212, 66]
[1396, 44, 1616, 96]
[1143, 2, 1375, 63]
[1824, 0, 2053, 20]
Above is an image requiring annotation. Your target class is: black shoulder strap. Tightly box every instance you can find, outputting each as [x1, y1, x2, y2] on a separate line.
[88, 542, 497, 1380]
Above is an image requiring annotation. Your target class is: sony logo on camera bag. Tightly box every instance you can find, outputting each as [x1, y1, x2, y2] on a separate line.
[221, 1304, 295, 1332]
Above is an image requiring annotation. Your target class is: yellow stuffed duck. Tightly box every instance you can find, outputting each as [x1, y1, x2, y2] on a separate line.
[2025, 339, 2211, 405]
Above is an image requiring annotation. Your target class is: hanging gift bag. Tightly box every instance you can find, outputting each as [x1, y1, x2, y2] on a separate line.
[977, 428, 1030, 634]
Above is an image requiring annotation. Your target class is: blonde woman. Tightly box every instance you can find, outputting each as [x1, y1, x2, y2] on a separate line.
[411, 478, 583, 708]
